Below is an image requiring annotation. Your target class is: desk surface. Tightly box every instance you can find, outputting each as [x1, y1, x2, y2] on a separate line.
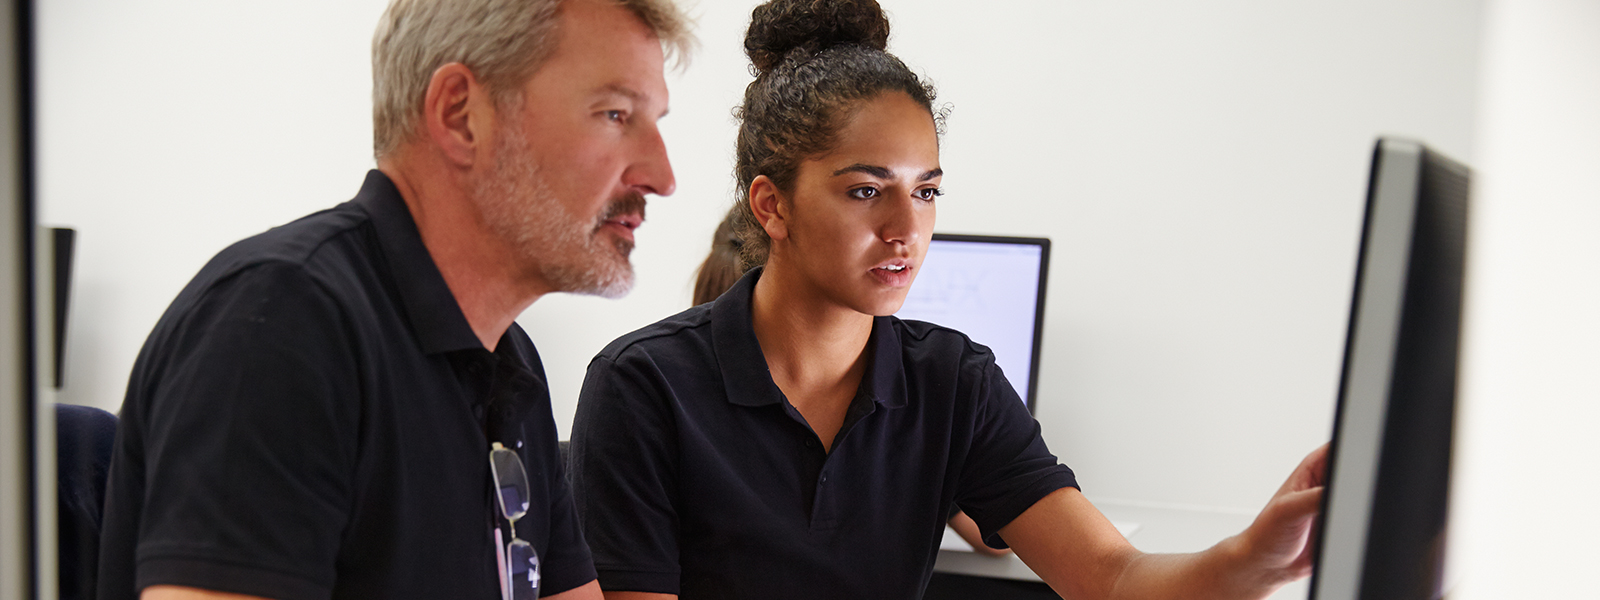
[932, 499, 1310, 600]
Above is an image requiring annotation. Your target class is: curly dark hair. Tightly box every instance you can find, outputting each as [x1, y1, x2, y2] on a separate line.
[730, 0, 942, 272]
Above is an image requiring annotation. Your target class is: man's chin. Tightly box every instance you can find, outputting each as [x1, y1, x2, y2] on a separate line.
[547, 261, 633, 299]
[588, 272, 633, 299]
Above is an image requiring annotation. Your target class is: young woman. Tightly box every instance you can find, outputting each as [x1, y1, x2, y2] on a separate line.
[570, 1, 1327, 598]
[688, 208, 1008, 561]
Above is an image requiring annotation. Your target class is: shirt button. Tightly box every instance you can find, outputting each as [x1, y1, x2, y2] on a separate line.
[805, 440, 815, 448]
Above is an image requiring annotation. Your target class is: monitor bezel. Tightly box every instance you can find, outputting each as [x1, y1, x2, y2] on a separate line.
[1310, 139, 1423, 600]
[923, 233, 1052, 415]
[1309, 138, 1468, 600]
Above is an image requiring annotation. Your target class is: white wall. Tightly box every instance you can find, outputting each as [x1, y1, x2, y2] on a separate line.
[876, 0, 1482, 512]
[37, 0, 390, 407]
[1449, 0, 1600, 597]
[40, 0, 1483, 522]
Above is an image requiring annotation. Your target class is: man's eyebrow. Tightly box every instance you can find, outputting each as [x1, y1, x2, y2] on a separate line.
[830, 164, 944, 182]
[594, 83, 644, 101]
[594, 83, 667, 118]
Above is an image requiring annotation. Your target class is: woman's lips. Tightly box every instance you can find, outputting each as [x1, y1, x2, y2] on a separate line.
[869, 263, 913, 286]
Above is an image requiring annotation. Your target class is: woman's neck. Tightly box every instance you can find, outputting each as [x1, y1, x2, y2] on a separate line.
[750, 263, 874, 402]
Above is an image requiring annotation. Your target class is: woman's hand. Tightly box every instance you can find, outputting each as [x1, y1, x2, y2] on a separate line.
[1227, 443, 1330, 587]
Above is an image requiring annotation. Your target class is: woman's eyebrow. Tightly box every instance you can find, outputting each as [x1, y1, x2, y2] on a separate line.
[830, 164, 943, 181]
[832, 163, 893, 178]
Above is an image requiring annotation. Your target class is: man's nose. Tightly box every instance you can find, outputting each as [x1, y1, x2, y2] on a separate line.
[626, 124, 676, 197]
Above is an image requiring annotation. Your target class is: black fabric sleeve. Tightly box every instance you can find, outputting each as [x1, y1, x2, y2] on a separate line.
[495, 331, 599, 596]
[506, 344, 599, 596]
[569, 352, 683, 595]
[132, 262, 361, 600]
[955, 357, 1079, 549]
[536, 448, 599, 596]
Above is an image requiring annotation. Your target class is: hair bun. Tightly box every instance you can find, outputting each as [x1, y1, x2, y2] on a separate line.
[744, 0, 890, 75]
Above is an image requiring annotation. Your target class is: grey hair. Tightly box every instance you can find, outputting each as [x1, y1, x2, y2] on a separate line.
[371, 0, 694, 160]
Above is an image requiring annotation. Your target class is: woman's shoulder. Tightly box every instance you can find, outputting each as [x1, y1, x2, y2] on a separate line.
[592, 303, 717, 365]
[889, 317, 996, 368]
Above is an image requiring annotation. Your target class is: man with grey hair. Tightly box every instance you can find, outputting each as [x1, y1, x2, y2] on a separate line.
[96, 1, 691, 599]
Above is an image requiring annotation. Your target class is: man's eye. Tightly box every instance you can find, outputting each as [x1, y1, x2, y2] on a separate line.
[915, 188, 944, 200]
[849, 187, 879, 199]
[605, 110, 626, 122]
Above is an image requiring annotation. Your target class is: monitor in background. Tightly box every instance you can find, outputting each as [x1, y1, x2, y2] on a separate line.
[1310, 138, 1470, 600]
[51, 227, 73, 389]
[895, 234, 1051, 413]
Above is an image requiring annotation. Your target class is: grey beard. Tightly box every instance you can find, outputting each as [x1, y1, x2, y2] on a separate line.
[471, 127, 637, 298]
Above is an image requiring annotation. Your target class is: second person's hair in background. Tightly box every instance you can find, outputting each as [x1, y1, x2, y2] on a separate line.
[692, 210, 744, 305]
[728, 0, 945, 272]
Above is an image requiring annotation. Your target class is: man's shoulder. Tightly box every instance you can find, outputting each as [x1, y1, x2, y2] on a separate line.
[165, 202, 382, 312]
[592, 303, 714, 364]
[206, 201, 373, 280]
[147, 202, 380, 350]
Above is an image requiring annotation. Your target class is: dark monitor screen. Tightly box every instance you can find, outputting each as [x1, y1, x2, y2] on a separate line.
[894, 233, 1051, 413]
[1309, 139, 1470, 600]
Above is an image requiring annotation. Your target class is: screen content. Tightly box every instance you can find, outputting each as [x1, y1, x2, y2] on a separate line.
[896, 239, 1044, 404]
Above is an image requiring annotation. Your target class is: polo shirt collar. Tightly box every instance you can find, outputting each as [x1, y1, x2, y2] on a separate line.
[710, 267, 908, 409]
[352, 170, 483, 355]
[862, 315, 909, 409]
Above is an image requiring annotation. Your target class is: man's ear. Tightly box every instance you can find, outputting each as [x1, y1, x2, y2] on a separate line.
[422, 62, 492, 167]
[748, 175, 789, 241]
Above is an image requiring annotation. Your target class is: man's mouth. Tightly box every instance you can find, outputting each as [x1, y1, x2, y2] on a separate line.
[596, 192, 648, 234]
[604, 213, 643, 231]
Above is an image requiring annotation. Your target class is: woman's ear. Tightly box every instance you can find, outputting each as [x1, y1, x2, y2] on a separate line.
[422, 62, 492, 168]
[749, 175, 789, 242]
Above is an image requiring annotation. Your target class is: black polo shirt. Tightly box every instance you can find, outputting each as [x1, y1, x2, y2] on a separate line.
[569, 268, 1077, 599]
[98, 171, 595, 600]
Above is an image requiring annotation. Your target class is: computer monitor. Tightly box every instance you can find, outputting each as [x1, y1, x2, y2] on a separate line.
[895, 233, 1050, 413]
[1309, 139, 1470, 600]
[2, 0, 40, 595]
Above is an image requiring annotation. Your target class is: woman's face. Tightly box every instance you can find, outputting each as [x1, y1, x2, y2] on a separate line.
[778, 91, 942, 317]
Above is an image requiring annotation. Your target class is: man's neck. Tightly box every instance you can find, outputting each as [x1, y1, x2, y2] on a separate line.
[750, 260, 875, 395]
[379, 161, 550, 352]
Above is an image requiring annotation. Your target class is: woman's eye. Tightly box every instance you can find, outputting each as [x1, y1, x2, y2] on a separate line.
[604, 110, 626, 122]
[849, 187, 879, 200]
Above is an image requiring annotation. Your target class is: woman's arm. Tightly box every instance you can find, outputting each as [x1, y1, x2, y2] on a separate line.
[602, 592, 675, 600]
[546, 581, 604, 600]
[1003, 445, 1327, 600]
[948, 510, 1012, 557]
[141, 586, 271, 600]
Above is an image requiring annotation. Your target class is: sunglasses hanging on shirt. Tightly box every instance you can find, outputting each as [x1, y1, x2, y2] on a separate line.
[490, 442, 541, 600]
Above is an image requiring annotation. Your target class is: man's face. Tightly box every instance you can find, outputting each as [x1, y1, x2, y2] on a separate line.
[472, 0, 674, 298]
